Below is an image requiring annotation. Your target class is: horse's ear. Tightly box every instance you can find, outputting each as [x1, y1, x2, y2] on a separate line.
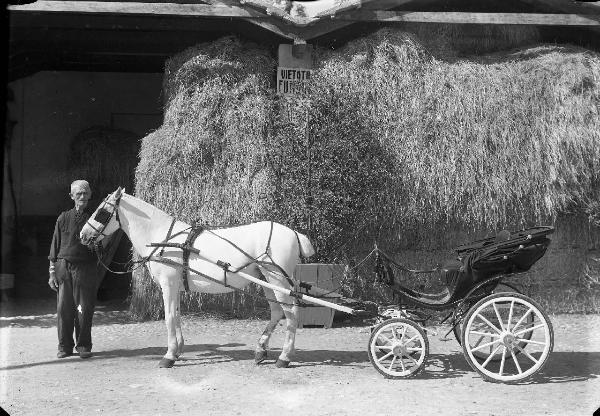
[115, 187, 123, 199]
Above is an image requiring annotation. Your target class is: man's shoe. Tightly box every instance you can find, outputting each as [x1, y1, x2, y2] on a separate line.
[57, 351, 72, 359]
[77, 348, 92, 359]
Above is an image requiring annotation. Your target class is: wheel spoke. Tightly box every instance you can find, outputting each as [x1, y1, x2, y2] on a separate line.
[470, 338, 501, 353]
[481, 344, 503, 368]
[470, 331, 500, 338]
[375, 345, 393, 351]
[506, 300, 515, 331]
[402, 351, 419, 365]
[378, 334, 393, 345]
[377, 351, 394, 362]
[515, 344, 539, 364]
[511, 307, 533, 332]
[400, 325, 407, 342]
[406, 347, 423, 352]
[514, 323, 546, 337]
[493, 302, 505, 332]
[404, 334, 419, 345]
[516, 338, 548, 347]
[391, 326, 400, 341]
[388, 355, 397, 371]
[471, 334, 491, 356]
[475, 313, 503, 335]
[510, 348, 523, 374]
[499, 346, 506, 376]
[399, 356, 406, 372]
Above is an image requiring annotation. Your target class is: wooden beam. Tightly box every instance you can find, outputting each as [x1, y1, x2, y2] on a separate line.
[516, 0, 600, 14]
[9, 0, 301, 40]
[331, 11, 600, 25]
[8, 0, 268, 18]
[516, 0, 600, 35]
[300, 0, 417, 40]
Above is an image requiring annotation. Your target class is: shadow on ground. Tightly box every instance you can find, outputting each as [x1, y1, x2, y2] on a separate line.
[3, 340, 597, 385]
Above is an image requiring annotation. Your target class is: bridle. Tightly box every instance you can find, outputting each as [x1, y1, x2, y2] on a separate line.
[84, 194, 122, 243]
[85, 192, 147, 275]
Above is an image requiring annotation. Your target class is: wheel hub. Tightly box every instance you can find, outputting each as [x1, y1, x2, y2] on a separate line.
[501, 332, 517, 349]
[392, 343, 408, 357]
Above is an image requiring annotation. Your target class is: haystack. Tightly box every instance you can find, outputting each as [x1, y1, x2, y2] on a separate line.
[131, 29, 600, 318]
[131, 37, 276, 319]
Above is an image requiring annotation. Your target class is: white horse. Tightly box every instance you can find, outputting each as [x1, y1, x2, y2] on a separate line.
[80, 187, 315, 368]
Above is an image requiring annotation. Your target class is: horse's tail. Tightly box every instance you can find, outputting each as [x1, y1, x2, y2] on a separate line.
[296, 232, 315, 259]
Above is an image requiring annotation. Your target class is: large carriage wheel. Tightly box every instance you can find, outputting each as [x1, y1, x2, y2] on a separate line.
[461, 293, 553, 383]
[453, 282, 534, 361]
[368, 318, 429, 379]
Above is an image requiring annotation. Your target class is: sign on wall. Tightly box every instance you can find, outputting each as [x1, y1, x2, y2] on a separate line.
[277, 67, 312, 94]
[277, 43, 313, 96]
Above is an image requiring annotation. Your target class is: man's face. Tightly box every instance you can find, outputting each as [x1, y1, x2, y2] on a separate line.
[70, 186, 91, 210]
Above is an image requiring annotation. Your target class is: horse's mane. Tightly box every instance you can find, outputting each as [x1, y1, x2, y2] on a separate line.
[121, 192, 172, 223]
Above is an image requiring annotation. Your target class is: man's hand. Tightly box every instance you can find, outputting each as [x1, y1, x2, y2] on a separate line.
[48, 262, 58, 291]
[48, 275, 58, 291]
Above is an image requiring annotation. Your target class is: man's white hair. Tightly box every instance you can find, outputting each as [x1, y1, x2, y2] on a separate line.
[70, 180, 91, 193]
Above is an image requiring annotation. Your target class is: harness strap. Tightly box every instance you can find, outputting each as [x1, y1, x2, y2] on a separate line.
[160, 218, 177, 257]
[205, 223, 297, 288]
[181, 223, 204, 292]
[217, 260, 231, 288]
[147, 255, 305, 308]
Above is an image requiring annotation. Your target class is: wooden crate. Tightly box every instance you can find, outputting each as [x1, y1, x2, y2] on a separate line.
[294, 264, 343, 328]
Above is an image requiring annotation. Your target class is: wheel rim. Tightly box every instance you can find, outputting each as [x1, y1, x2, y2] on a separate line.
[464, 295, 552, 382]
[370, 320, 427, 377]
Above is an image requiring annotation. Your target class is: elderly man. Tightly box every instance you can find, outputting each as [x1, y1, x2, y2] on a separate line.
[48, 180, 99, 359]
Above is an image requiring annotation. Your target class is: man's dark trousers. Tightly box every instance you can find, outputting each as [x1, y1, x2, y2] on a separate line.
[55, 259, 98, 353]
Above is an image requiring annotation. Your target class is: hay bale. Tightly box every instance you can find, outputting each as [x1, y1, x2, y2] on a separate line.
[131, 37, 276, 319]
[312, 29, 600, 246]
[131, 31, 600, 318]
[404, 23, 541, 59]
[137, 36, 275, 224]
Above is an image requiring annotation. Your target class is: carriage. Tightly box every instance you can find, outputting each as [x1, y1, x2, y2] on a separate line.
[81, 188, 554, 383]
[368, 225, 554, 382]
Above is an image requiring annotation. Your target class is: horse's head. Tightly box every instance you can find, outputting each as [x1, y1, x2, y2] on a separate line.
[80, 187, 124, 246]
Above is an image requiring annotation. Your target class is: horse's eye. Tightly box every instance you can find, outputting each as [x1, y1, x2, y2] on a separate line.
[94, 208, 112, 224]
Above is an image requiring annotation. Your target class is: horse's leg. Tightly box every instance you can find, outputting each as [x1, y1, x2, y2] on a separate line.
[255, 288, 284, 364]
[159, 278, 180, 368]
[175, 289, 185, 359]
[258, 266, 298, 368]
[276, 302, 299, 368]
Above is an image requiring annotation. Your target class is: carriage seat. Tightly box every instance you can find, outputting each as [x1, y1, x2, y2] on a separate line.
[388, 259, 461, 307]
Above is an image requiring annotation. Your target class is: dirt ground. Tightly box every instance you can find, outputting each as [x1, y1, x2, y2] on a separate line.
[1, 299, 599, 416]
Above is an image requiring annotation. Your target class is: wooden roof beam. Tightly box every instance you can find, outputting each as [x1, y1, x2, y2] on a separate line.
[8, 1, 269, 18]
[330, 11, 600, 25]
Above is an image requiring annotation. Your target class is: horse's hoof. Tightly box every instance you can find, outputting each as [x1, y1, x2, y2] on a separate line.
[275, 359, 290, 368]
[159, 358, 175, 368]
[254, 350, 268, 364]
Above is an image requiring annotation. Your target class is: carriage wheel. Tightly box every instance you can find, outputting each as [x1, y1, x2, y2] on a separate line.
[461, 293, 553, 383]
[453, 282, 534, 362]
[368, 318, 429, 379]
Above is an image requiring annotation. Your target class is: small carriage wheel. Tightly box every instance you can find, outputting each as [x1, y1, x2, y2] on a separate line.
[453, 282, 534, 362]
[368, 318, 429, 379]
[461, 293, 553, 383]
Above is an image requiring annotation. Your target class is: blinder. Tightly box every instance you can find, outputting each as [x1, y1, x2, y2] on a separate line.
[83, 193, 122, 243]
[94, 208, 112, 224]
